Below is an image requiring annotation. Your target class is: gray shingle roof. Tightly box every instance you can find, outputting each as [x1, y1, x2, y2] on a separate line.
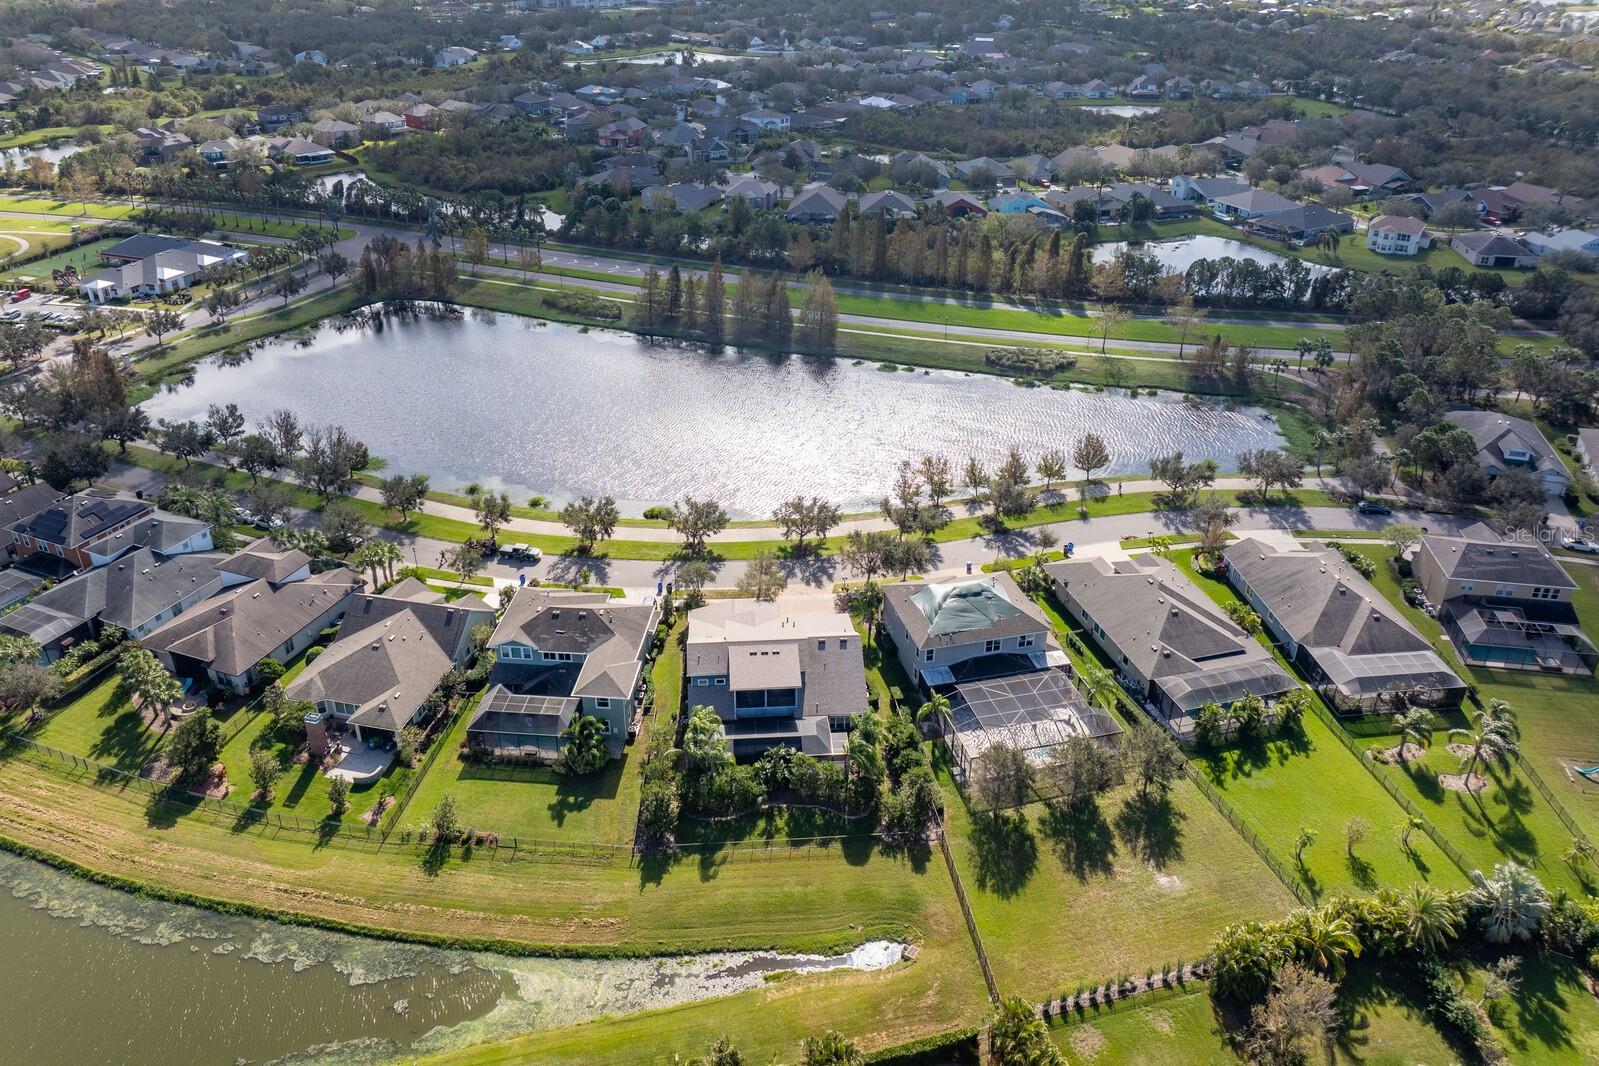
[1419, 534, 1575, 589]
[490, 589, 658, 701]
[3, 548, 225, 643]
[884, 573, 1048, 650]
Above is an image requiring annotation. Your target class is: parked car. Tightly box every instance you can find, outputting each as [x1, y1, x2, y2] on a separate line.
[1356, 500, 1392, 515]
[502, 543, 542, 562]
[1563, 537, 1599, 554]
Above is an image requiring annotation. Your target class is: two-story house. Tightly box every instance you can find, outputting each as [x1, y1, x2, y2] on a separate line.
[467, 590, 659, 760]
[7, 492, 153, 573]
[883, 574, 1061, 690]
[1223, 538, 1465, 713]
[682, 598, 867, 760]
[1365, 214, 1429, 256]
[1415, 529, 1596, 675]
[286, 581, 494, 742]
[1443, 410, 1569, 501]
[1046, 555, 1295, 735]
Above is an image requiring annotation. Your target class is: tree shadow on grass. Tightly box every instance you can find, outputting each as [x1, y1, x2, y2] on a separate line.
[547, 763, 622, 828]
[1038, 799, 1116, 881]
[1112, 791, 1186, 867]
[280, 761, 320, 809]
[968, 809, 1037, 897]
[421, 837, 452, 876]
[1497, 953, 1581, 1059]
[1345, 850, 1377, 891]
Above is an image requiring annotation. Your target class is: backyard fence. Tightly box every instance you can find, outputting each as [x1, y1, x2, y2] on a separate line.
[935, 818, 1000, 1005]
[1301, 698, 1477, 881]
[1180, 764, 1313, 907]
[1512, 749, 1596, 855]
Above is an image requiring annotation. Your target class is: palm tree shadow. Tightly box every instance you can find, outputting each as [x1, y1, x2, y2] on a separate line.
[1345, 850, 1377, 890]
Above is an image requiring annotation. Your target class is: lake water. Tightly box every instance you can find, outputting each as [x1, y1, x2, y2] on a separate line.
[1, 141, 81, 167]
[0, 850, 906, 1065]
[142, 308, 1284, 518]
[1094, 234, 1333, 275]
[1081, 105, 1163, 117]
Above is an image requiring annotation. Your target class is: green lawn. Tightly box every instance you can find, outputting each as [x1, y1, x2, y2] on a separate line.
[1048, 971, 1453, 1066]
[5, 236, 120, 281]
[1345, 545, 1599, 844]
[1190, 704, 1466, 898]
[404, 690, 646, 844]
[941, 766, 1297, 1003]
[1465, 953, 1599, 1065]
[1356, 727, 1592, 896]
[32, 675, 161, 774]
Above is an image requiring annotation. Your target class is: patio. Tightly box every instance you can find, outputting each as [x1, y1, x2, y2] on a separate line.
[325, 740, 394, 785]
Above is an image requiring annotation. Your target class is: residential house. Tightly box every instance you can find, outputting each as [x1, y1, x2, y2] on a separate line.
[403, 103, 441, 130]
[1248, 203, 1355, 242]
[264, 137, 335, 166]
[1577, 428, 1599, 480]
[858, 189, 918, 219]
[1222, 538, 1465, 712]
[1502, 181, 1586, 218]
[1078, 79, 1115, 99]
[6, 492, 152, 572]
[361, 110, 407, 137]
[1443, 410, 1569, 500]
[954, 156, 1014, 185]
[143, 554, 362, 694]
[1210, 187, 1300, 221]
[597, 117, 648, 149]
[881, 574, 1061, 693]
[1522, 228, 1599, 258]
[2, 547, 226, 662]
[434, 46, 479, 68]
[196, 138, 239, 170]
[285, 581, 494, 741]
[1365, 214, 1430, 256]
[721, 175, 783, 210]
[293, 50, 328, 66]
[784, 184, 847, 223]
[646, 181, 723, 213]
[682, 598, 866, 759]
[1415, 529, 1596, 675]
[1046, 555, 1295, 733]
[1411, 188, 1474, 218]
[467, 590, 658, 759]
[1171, 174, 1251, 207]
[1008, 154, 1054, 183]
[1450, 231, 1539, 269]
[133, 126, 192, 163]
[989, 191, 1050, 215]
[1164, 76, 1195, 99]
[739, 108, 791, 132]
[310, 118, 361, 149]
[924, 190, 988, 217]
[1125, 74, 1163, 99]
[80, 239, 249, 304]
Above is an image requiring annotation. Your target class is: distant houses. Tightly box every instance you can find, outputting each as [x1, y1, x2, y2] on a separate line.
[1365, 215, 1430, 256]
[79, 236, 249, 304]
[1443, 410, 1569, 500]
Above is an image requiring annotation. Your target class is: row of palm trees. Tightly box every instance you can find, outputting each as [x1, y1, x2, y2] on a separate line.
[1390, 697, 1521, 786]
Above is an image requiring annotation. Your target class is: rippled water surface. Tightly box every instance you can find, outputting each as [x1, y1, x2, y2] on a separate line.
[143, 310, 1284, 517]
[1093, 234, 1334, 275]
[0, 851, 906, 1065]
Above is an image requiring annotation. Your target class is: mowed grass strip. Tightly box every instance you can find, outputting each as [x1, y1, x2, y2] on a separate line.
[940, 767, 1297, 1003]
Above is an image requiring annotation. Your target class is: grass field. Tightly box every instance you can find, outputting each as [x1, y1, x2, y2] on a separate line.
[1047, 969, 1453, 1066]
[1465, 953, 1599, 1064]
[32, 675, 161, 774]
[1355, 726, 1592, 896]
[940, 766, 1297, 1004]
[3, 235, 120, 281]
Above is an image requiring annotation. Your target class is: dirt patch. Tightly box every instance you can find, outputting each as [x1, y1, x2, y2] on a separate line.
[1153, 870, 1183, 891]
[188, 763, 230, 800]
[1439, 771, 1488, 794]
[1146, 1008, 1173, 1034]
[1069, 1024, 1106, 1061]
[136, 705, 180, 735]
[1370, 743, 1427, 765]
[139, 757, 176, 783]
[362, 794, 395, 826]
[1446, 743, 1475, 760]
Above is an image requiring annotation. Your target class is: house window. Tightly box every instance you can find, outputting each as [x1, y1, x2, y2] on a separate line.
[984, 638, 1002, 653]
[595, 698, 611, 709]
[818, 640, 826, 651]
[838, 638, 848, 650]
[1460, 582, 1474, 593]
[714, 677, 726, 686]
[1532, 586, 1560, 600]
[1017, 634, 1035, 649]
[695, 678, 709, 687]
[924, 649, 935, 663]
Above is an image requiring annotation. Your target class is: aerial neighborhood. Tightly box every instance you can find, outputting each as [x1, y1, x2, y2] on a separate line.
[3, 0, 1599, 1062]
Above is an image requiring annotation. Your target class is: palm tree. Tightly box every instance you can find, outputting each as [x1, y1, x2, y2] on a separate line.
[351, 542, 385, 587]
[756, 744, 798, 792]
[1468, 862, 1551, 944]
[558, 713, 608, 775]
[1564, 837, 1596, 872]
[1391, 707, 1437, 764]
[914, 691, 951, 729]
[1397, 883, 1464, 954]
[369, 539, 403, 582]
[1289, 910, 1362, 978]
[1449, 699, 1520, 784]
[1075, 660, 1116, 712]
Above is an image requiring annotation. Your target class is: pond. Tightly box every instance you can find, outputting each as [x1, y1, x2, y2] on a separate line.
[142, 308, 1285, 518]
[1, 140, 82, 167]
[1094, 234, 1333, 276]
[1080, 105, 1163, 117]
[0, 850, 907, 1065]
